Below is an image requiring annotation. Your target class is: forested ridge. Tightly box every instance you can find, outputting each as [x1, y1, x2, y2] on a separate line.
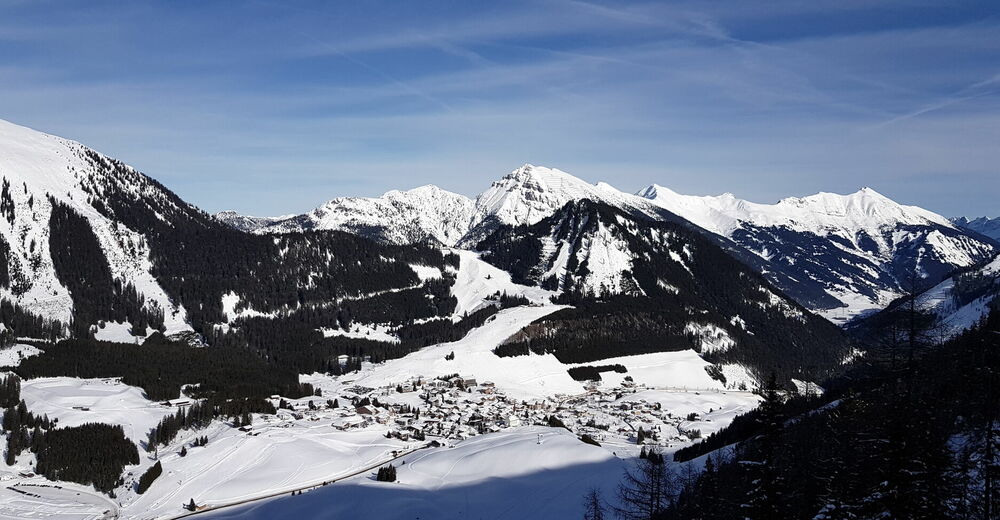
[640, 304, 1000, 520]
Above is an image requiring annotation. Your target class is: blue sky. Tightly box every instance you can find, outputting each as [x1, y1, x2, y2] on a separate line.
[1, 0, 998, 217]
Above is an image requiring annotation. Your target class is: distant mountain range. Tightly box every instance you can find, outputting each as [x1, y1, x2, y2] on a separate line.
[217, 164, 998, 324]
[951, 216, 1000, 242]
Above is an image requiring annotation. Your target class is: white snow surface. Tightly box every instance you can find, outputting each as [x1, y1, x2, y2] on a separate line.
[305, 305, 732, 401]
[93, 321, 152, 343]
[0, 482, 117, 520]
[321, 323, 400, 343]
[221, 291, 277, 322]
[241, 164, 662, 247]
[474, 164, 654, 229]
[639, 183, 994, 319]
[19, 377, 175, 447]
[262, 184, 476, 245]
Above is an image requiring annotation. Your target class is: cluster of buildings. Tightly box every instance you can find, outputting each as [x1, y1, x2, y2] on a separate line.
[261, 375, 714, 451]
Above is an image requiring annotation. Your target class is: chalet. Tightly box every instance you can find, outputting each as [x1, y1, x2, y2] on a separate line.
[331, 416, 365, 431]
[504, 414, 522, 428]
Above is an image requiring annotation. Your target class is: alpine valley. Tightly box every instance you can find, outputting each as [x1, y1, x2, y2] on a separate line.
[0, 118, 997, 519]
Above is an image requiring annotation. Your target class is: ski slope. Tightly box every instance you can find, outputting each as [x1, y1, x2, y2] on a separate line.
[304, 304, 735, 401]
[448, 249, 555, 317]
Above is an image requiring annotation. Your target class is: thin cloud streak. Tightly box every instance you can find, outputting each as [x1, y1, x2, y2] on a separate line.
[0, 0, 996, 217]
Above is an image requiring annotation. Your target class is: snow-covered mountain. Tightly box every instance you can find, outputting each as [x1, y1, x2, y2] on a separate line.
[0, 118, 194, 333]
[639, 185, 997, 323]
[951, 216, 1000, 242]
[913, 253, 1000, 337]
[227, 185, 476, 245]
[213, 211, 288, 233]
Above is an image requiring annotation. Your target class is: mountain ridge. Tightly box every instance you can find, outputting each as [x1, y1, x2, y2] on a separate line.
[217, 163, 996, 323]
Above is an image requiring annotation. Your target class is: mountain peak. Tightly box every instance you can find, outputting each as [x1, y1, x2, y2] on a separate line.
[477, 164, 646, 229]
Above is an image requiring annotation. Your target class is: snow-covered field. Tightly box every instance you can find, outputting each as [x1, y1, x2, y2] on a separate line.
[0, 482, 117, 520]
[119, 421, 410, 519]
[202, 426, 625, 520]
[19, 377, 175, 447]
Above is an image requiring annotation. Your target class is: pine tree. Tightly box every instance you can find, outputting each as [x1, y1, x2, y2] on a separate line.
[614, 447, 675, 520]
[582, 488, 606, 520]
[744, 372, 786, 520]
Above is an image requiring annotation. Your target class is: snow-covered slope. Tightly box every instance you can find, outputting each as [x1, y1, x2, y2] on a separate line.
[952, 216, 1000, 242]
[201, 427, 625, 520]
[0, 118, 191, 332]
[469, 164, 649, 229]
[913, 254, 1000, 337]
[639, 185, 952, 236]
[640, 185, 997, 322]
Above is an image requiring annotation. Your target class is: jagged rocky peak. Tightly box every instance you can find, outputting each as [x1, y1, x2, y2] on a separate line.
[244, 183, 476, 246]
[213, 211, 287, 233]
[951, 216, 1000, 242]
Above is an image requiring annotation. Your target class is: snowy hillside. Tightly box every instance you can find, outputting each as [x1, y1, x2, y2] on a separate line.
[639, 185, 952, 237]
[464, 164, 654, 238]
[640, 185, 997, 322]
[0, 119, 191, 333]
[201, 427, 626, 520]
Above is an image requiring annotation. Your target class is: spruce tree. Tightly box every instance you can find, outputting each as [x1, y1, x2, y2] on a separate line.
[614, 447, 675, 520]
[582, 488, 606, 520]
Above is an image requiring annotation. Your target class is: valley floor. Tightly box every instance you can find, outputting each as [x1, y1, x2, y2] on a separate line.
[0, 305, 760, 519]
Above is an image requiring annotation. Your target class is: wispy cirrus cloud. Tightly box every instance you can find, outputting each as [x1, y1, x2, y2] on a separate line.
[0, 0, 997, 217]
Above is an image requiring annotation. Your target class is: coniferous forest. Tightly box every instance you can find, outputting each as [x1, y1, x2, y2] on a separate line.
[604, 303, 1000, 520]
